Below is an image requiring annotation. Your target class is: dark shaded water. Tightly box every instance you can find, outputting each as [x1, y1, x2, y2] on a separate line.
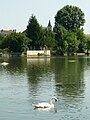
[0, 56, 90, 120]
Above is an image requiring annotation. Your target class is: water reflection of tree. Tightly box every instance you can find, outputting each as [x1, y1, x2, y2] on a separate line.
[27, 58, 51, 95]
[6, 57, 27, 74]
[50, 57, 88, 98]
[0, 57, 27, 74]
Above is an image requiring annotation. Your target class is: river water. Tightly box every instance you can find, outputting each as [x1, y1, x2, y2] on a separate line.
[0, 56, 90, 120]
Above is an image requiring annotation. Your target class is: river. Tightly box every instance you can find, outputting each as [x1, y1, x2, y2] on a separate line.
[0, 56, 90, 120]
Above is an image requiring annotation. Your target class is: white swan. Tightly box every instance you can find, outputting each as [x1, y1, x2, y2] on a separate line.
[32, 97, 58, 109]
[1, 62, 9, 66]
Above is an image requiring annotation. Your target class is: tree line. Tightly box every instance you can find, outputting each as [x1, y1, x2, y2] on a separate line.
[0, 5, 90, 55]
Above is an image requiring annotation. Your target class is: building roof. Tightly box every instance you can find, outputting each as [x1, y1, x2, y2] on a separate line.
[0, 29, 16, 36]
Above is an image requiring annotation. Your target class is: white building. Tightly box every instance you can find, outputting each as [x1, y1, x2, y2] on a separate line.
[27, 50, 50, 58]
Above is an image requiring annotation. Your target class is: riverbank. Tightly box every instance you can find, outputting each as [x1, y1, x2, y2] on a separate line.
[0, 51, 90, 58]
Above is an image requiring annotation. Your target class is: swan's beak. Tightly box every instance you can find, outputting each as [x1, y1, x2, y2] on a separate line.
[55, 98, 58, 102]
[55, 96, 59, 102]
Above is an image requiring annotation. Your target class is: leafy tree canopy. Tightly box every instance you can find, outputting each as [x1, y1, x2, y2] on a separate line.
[43, 28, 56, 49]
[55, 5, 85, 31]
[1, 33, 30, 52]
[65, 32, 79, 54]
[84, 35, 90, 54]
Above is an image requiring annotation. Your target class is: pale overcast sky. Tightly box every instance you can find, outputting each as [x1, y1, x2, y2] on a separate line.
[0, 0, 90, 33]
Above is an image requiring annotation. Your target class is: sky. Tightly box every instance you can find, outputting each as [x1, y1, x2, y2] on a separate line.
[0, 0, 90, 34]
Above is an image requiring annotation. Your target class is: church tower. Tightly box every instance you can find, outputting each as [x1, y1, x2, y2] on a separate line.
[47, 20, 52, 30]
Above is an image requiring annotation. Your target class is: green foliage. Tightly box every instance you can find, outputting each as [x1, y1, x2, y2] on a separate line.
[76, 28, 85, 40]
[1, 33, 30, 53]
[0, 34, 4, 48]
[0, 34, 4, 41]
[26, 15, 42, 50]
[53, 23, 68, 54]
[53, 24, 80, 54]
[76, 28, 86, 53]
[65, 32, 79, 54]
[43, 28, 56, 49]
[55, 5, 85, 31]
[54, 5, 86, 55]
[85, 35, 90, 54]
[53, 23, 67, 45]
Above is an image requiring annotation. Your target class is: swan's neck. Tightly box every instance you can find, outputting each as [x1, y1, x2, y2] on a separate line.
[49, 99, 52, 105]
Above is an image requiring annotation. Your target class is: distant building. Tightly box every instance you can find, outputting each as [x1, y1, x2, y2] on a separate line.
[0, 29, 16, 36]
[47, 20, 52, 30]
[27, 50, 51, 58]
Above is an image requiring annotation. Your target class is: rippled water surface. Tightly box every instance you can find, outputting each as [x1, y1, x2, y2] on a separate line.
[0, 56, 90, 120]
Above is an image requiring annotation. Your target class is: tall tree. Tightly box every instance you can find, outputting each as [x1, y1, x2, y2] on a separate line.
[26, 15, 41, 50]
[55, 5, 85, 31]
[53, 23, 68, 54]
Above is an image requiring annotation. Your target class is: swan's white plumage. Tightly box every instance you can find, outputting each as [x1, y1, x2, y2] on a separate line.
[1, 62, 8, 66]
[32, 97, 58, 109]
[33, 102, 54, 108]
